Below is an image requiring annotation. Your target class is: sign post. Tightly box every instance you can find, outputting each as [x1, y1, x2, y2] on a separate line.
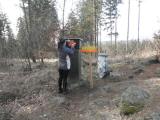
[80, 46, 97, 88]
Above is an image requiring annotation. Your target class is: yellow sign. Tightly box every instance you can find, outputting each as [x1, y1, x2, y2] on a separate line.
[80, 45, 97, 53]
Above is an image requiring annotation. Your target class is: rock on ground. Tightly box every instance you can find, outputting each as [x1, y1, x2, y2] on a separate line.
[0, 106, 12, 120]
[0, 91, 17, 104]
[144, 112, 160, 120]
[120, 86, 150, 115]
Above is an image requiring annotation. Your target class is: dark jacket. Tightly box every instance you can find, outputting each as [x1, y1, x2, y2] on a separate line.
[58, 45, 75, 70]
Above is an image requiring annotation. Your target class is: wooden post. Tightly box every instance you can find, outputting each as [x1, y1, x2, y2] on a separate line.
[89, 54, 93, 88]
[80, 47, 97, 88]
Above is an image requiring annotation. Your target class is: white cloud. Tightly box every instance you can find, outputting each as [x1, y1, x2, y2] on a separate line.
[117, 0, 160, 40]
[56, 0, 79, 27]
[0, 0, 160, 41]
[0, 0, 22, 35]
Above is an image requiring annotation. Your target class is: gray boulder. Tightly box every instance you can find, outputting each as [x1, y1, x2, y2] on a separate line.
[95, 112, 110, 120]
[144, 112, 160, 120]
[0, 106, 12, 120]
[120, 86, 150, 115]
[0, 91, 17, 104]
[155, 68, 160, 77]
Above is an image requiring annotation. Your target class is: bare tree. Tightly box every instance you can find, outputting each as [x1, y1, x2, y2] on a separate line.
[21, 0, 32, 71]
[62, 0, 66, 37]
[126, 0, 130, 53]
[137, 0, 142, 50]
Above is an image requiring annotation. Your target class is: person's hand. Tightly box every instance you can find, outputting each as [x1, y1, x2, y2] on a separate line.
[70, 42, 76, 48]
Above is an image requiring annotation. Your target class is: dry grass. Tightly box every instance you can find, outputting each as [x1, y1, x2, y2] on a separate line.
[0, 52, 160, 120]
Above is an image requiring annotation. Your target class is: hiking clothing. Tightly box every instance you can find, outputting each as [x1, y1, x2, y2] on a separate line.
[58, 69, 69, 92]
[58, 45, 75, 70]
[58, 43, 75, 93]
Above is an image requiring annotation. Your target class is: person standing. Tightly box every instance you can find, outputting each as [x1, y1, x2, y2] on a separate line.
[58, 39, 76, 94]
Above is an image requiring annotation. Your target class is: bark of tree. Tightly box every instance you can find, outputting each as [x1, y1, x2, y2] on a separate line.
[126, 0, 130, 53]
[22, 0, 32, 70]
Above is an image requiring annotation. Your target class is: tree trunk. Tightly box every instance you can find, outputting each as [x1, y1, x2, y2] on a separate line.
[126, 0, 131, 53]
[115, 0, 118, 55]
[31, 55, 36, 63]
[137, 0, 141, 50]
[22, 0, 32, 71]
[62, 0, 66, 37]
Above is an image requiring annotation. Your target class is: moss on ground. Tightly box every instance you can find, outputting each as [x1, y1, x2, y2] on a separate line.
[120, 102, 144, 115]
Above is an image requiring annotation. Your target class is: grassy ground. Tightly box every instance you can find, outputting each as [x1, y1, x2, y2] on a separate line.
[0, 55, 160, 120]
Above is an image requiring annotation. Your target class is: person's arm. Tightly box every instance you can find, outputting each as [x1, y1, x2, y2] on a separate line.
[63, 45, 75, 55]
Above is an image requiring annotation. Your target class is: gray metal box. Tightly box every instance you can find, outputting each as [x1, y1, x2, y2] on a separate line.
[63, 38, 82, 87]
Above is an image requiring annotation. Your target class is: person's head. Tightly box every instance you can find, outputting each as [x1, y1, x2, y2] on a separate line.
[66, 40, 76, 48]
[66, 40, 71, 48]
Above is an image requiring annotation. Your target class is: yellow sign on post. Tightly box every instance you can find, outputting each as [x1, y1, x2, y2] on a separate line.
[80, 45, 97, 88]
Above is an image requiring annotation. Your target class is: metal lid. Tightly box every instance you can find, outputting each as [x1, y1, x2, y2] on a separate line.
[98, 53, 108, 57]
